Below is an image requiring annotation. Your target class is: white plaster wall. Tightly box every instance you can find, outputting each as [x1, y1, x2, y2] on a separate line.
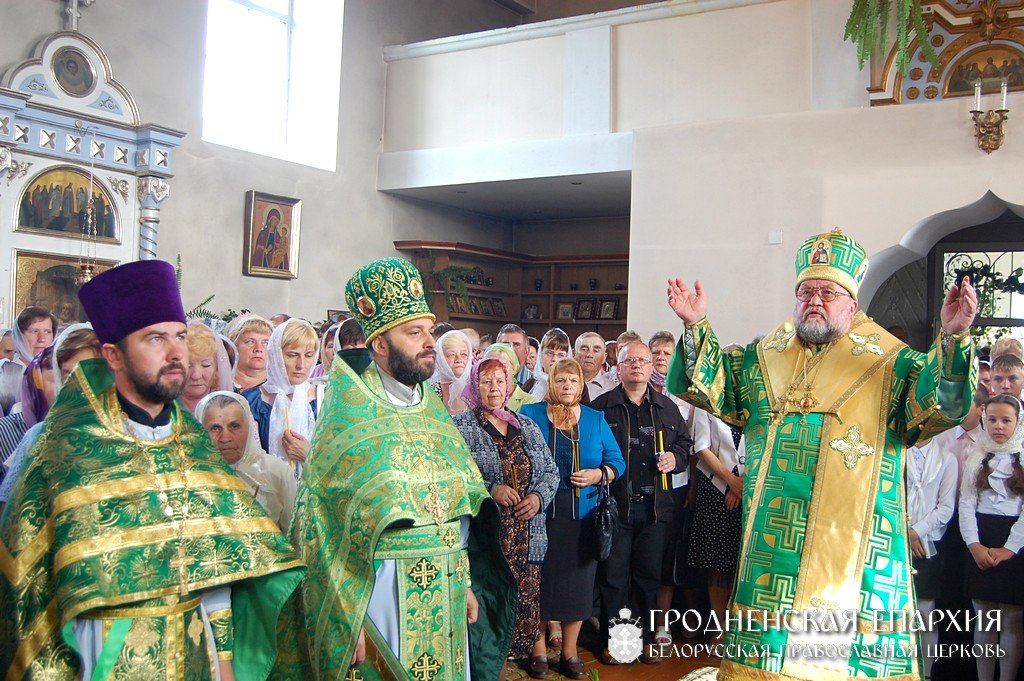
[0, 0, 519, 323]
[628, 94, 1024, 343]
[613, 0, 812, 132]
[383, 36, 565, 152]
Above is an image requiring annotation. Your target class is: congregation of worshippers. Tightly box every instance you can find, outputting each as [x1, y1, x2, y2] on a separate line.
[2, 274, 1023, 679]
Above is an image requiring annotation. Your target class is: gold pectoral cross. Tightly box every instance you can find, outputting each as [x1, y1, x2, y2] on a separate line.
[169, 550, 196, 596]
[424, 483, 449, 528]
[829, 425, 875, 470]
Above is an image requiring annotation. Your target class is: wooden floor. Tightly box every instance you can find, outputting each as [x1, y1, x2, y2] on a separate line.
[500, 625, 721, 681]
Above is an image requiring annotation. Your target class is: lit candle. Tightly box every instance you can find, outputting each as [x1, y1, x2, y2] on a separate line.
[975, 80, 982, 111]
[1001, 78, 1008, 110]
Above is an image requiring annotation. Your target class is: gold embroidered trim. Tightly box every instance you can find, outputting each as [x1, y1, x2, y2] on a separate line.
[79, 596, 201, 619]
[7, 600, 58, 681]
[53, 516, 280, 572]
[52, 471, 248, 515]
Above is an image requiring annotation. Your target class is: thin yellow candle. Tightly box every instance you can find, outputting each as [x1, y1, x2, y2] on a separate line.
[659, 430, 668, 490]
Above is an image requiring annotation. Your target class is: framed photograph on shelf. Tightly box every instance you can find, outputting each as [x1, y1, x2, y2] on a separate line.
[492, 298, 507, 318]
[522, 304, 540, 320]
[13, 250, 118, 324]
[575, 298, 595, 320]
[556, 302, 574, 320]
[598, 299, 619, 320]
[243, 190, 301, 279]
[480, 298, 494, 317]
[468, 297, 482, 315]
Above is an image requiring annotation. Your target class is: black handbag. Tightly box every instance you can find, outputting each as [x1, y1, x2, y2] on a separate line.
[594, 466, 618, 562]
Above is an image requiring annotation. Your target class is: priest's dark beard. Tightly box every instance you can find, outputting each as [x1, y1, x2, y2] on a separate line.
[385, 338, 435, 387]
[123, 353, 186, 404]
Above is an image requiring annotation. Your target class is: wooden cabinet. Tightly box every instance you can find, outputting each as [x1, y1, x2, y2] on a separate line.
[395, 241, 628, 340]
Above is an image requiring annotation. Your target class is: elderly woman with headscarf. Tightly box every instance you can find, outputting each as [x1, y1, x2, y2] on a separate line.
[484, 343, 541, 412]
[0, 329, 14, 362]
[242, 318, 319, 476]
[181, 321, 234, 414]
[428, 329, 473, 414]
[11, 306, 57, 367]
[197, 391, 297, 530]
[452, 356, 558, 665]
[0, 324, 100, 502]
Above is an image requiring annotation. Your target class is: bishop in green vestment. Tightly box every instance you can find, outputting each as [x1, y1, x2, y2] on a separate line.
[0, 260, 304, 681]
[665, 230, 978, 681]
[270, 257, 516, 681]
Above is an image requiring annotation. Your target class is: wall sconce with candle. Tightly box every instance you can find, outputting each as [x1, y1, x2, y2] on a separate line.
[971, 79, 1009, 154]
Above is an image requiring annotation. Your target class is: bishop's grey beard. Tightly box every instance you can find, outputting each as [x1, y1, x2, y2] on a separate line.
[795, 317, 845, 344]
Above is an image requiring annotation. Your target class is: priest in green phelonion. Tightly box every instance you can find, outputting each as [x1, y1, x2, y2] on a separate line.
[270, 257, 516, 681]
[665, 229, 978, 680]
[0, 259, 304, 681]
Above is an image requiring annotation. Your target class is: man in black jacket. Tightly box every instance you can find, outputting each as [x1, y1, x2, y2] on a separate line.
[591, 340, 693, 664]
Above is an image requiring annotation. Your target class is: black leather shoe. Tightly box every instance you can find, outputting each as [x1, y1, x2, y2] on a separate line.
[525, 656, 549, 679]
[559, 656, 586, 679]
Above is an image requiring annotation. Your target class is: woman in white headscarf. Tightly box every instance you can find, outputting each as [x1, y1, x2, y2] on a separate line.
[428, 329, 473, 415]
[197, 391, 297, 530]
[11, 307, 57, 366]
[241, 318, 318, 476]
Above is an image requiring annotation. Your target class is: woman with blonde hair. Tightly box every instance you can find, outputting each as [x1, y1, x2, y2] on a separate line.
[520, 358, 624, 679]
[182, 321, 233, 414]
[242, 318, 319, 476]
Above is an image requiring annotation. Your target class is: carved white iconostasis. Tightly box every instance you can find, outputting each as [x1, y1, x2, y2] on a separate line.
[0, 31, 184, 327]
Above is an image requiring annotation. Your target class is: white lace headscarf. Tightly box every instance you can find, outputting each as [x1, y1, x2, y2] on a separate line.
[218, 333, 239, 389]
[958, 393, 1024, 503]
[529, 328, 572, 397]
[264, 318, 317, 462]
[196, 390, 289, 523]
[51, 322, 93, 396]
[428, 329, 473, 412]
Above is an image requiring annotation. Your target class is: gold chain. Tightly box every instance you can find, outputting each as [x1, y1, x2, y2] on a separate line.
[116, 399, 195, 597]
[771, 341, 836, 424]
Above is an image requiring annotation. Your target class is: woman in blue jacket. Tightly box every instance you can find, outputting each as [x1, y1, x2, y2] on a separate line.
[520, 358, 625, 679]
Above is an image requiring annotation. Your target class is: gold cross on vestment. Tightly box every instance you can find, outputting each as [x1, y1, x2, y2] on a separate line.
[454, 554, 469, 583]
[829, 426, 876, 470]
[411, 653, 441, 681]
[345, 668, 364, 681]
[424, 483, 449, 528]
[169, 551, 196, 596]
[409, 558, 439, 590]
[849, 332, 884, 356]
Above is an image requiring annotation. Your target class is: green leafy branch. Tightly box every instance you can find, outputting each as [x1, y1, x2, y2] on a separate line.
[845, 0, 938, 75]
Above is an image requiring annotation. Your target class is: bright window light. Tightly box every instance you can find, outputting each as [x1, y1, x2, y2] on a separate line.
[202, 0, 343, 171]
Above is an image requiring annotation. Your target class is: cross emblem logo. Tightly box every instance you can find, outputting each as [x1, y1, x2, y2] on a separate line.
[410, 653, 441, 681]
[849, 332, 884, 356]
[423, 483, 449, 527]
[408, 558, 439, 590]
[829, 425, 875, 470]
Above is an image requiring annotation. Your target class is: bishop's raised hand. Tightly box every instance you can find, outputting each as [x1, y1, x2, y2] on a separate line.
[667, 277, 708, 325]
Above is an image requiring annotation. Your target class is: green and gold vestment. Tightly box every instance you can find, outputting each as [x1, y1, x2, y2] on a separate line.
[0, 359, 304, 680]
[667, 312, 975, 681]
[270, 351, 516, 681]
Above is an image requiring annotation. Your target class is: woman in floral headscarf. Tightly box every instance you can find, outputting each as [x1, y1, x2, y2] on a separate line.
[452, 357, 558, 668]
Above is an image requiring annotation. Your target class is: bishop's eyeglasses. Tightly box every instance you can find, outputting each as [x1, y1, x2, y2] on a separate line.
[795, 287, 851, 303]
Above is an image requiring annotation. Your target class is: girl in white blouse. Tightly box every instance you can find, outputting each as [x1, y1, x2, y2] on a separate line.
[959, 394, 1024, 681]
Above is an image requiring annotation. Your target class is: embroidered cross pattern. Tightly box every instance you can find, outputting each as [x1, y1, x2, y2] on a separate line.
[829, 426, 875, 470]
[442, 528, 459, 549]
[762, 328, 794, 353]
[345, 669, 365, 681]
[411, 653, 441, 681]
[409, 558, 439, 590]
[849, 332, 884, 356]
